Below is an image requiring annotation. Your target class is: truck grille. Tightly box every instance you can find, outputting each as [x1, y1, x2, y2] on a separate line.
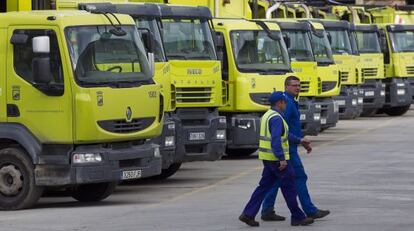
[170, 84, 176, 109]
[176, 87, 212, 103]
[98, 117, 155, 134]
[322, 81, 337, 92]
[340, 71, 349, 83]
[250, 93, 271, 106]
[300, 81, 310, 93]
[406, 66, 414, 75]
[362, 68, 378, 78]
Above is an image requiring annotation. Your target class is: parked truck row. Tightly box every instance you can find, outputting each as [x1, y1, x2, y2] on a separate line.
[0, 0, 413, 210]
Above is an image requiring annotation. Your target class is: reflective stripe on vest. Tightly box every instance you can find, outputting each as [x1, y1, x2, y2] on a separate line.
[258, 109, 290, 161]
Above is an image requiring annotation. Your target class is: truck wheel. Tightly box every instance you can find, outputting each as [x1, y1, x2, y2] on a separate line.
[71, 182, 116, 202]
[0, 148, 44, 210]
[226, 148, 257, 157]
[383, 105, 411, 116]
[151, 163, 182, 180]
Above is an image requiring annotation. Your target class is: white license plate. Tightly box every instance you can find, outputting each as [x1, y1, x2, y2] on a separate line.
[321, 118, 327, 125]
[365, 91, 375, 97]
[189, 132, 205, 141]
[336, 100, 346, 106]
[300, 114, 306, 121]
[122, 170, 142, 180]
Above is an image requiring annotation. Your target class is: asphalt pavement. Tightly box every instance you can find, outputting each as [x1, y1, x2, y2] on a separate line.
[1, 108, 414, 231]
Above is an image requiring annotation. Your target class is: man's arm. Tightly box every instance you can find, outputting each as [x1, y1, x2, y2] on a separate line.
[269, 116, 286, 161]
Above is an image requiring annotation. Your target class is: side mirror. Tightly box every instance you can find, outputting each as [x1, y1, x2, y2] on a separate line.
[138, 28, 155, 54]
[148, 52, 155, 77]
[327, 33, 332, 44]
[32, 57, 53, 84]
[283, 36, 291, 49]
[215, 32, 225, 49]
[32, 36, 50, 54]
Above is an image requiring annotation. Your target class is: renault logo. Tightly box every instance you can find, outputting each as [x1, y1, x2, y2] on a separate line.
[126, 107, 132, 123]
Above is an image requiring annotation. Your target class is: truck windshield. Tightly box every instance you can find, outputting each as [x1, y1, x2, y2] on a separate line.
[355, 30, 381, 53]
[283, 30, 314, 62]
[389, 30, 414, 52]
[161, 18, 216, 60]
[134, 18, 166, 62]
[310, 30, 335, 64]
[327, 29, 352, 55]
[230, 30, 290, 74]
[65, 25, 151, 87]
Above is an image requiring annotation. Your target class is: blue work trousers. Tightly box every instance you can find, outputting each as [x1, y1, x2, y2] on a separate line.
[261, 152, 318, 216]
[242, 160, 306, 221]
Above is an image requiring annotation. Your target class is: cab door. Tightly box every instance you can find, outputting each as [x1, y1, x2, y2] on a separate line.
[6, 27, 73, 143]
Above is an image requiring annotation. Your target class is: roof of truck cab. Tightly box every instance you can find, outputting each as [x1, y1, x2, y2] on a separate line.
[307, 19, 350, 29]
[213, 18, 281, 31]
[298, 20, 325, 30]
[0, 10, 135, 28]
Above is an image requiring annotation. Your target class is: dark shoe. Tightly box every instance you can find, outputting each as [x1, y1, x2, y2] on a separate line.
[309, 209, 330, 219]
[261, 211, 286, 221]
[291, 217, 314, 226]
[239, 214, 260, 227]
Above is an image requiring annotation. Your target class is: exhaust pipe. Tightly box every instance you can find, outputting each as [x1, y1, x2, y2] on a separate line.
[266, 2, 281, 19]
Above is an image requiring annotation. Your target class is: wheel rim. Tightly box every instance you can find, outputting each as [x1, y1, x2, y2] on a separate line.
[0, 165, 23, 196]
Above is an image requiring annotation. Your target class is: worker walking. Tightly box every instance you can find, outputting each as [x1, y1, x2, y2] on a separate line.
[261, 76, 330, 222]
[239, 91, 314, 227]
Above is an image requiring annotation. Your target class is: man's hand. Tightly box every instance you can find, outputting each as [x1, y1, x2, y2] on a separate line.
[279, 160, 287, 171]
[300, 138, 312, 154]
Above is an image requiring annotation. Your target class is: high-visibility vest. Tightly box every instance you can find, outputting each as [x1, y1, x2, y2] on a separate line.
[258, 109, 290, 161]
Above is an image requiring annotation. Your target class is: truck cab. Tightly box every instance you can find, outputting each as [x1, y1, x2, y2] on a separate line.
[313, 20, 362, 119]
[353, 24, 386, 116]
[0, 10, 163, 210]
[213, 18, 292, 156]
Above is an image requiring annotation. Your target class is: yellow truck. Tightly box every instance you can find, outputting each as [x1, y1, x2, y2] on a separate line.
[56, 1, 227, 177]
[213, 18, 293, 155]
[0, 10, 163, 210]
[366, 6, 414, 115]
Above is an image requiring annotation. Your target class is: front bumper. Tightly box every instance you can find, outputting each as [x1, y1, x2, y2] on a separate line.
[174, 108, 226, 162]
[360, 79, 386, 110]
[405, 78, 414, 103]
[224, 113, 261, 150]
[333, 86, 361, 119]
[383, 78, 412, 108]
[314, 97, 338, 130]
[150, 114, 177, 169]
[35, 142, 162, 186]
[299, 97, 321, 136]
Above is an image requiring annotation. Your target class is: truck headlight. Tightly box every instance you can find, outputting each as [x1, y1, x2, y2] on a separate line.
[164, 136, 175, 147]
[154, 147, 161, 158]
[397, 89, 406, 95]
[352, 99, 357, 106]
[167, 123, 175, 130]
[382, 83, 386, 88]
[237, 120, 252, 129]
[397, 83, 405, 87]
[216, 130, 226, 140]
[333, 101, 339, 113]
[380, 90, 385, 96]
[315, 104, 321, 109]
[219, 118, 227, 124]
[313, 113, 321, 121]
[73, 153, 102, 164]
[358, 97, 363, 104]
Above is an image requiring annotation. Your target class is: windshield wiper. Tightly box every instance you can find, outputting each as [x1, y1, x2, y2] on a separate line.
[166, 54, 187, 60]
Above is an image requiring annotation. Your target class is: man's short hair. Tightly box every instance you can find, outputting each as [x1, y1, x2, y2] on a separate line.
[285, 76, 300, 87]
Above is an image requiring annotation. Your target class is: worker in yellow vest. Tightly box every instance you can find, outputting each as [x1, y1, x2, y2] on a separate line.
[239, 91, 314, 227]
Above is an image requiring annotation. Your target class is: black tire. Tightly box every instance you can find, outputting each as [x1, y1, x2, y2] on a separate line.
[226, 148, 257, 157]
[150, 163, 182, 180]
[0, 147, 44, 210]
[71, 182, 117, 202]
[360, 108, 378, 117]
[383, 105, 411, 116]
